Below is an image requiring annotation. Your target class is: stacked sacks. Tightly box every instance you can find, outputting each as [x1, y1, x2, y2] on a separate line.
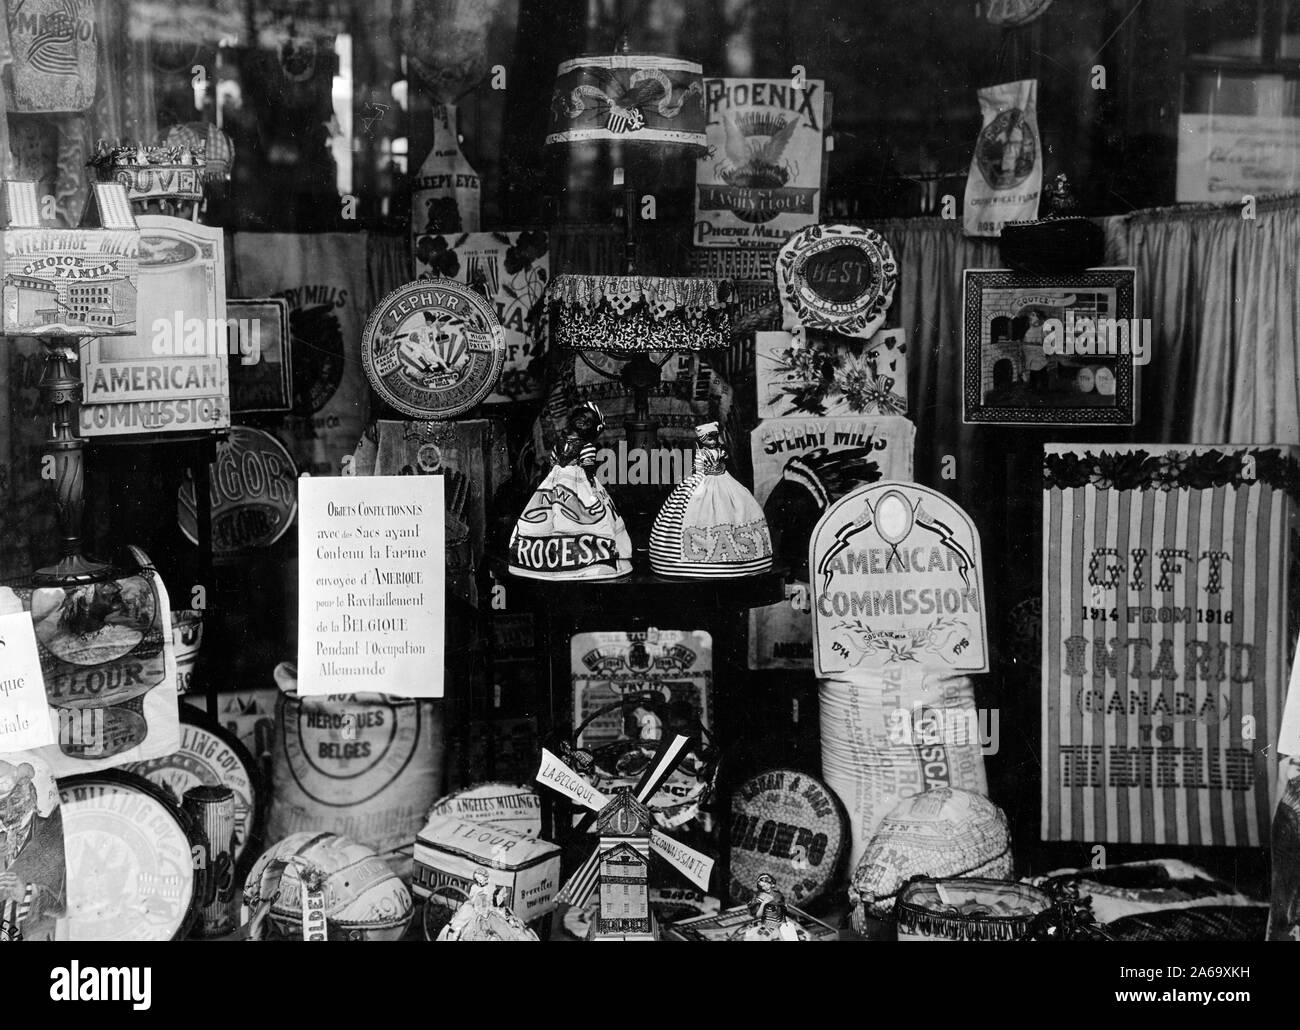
[818, 671, 989, 870]
[807, 478, 1005, 923]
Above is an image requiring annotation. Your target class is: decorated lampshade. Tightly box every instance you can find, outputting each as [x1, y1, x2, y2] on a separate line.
[89, 139, 208, 218]
[548, 274, 734, 353]
[545, 53, 706, 149]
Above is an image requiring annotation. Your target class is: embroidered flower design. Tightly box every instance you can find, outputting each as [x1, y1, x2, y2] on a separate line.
[832, 353, 874, 405]
[1154, 451, 1189, 491]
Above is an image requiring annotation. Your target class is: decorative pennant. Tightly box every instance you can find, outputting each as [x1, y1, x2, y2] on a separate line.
[536, 748, 609, 811]
[1042, 444, 1300, 847]
[649, 828, 713, 891]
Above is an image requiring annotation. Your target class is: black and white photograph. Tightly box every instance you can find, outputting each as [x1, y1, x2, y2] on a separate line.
[0, 0, 1295, 1011]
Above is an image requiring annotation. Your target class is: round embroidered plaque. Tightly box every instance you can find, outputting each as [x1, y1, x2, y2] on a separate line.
[57, 771, 201, 942]
[777, 224, 898, 339]
[362, 278, 506, 419]
[728, 768, 847, 908]
[177, 426, 298, 557]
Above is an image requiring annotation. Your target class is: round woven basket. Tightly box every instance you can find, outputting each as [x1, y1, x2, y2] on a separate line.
[895, 877, 1051, 941]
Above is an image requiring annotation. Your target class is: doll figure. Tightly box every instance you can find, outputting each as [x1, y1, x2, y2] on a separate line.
[437, 867, 538, 941]
[508, 402, 632, 580]
[649, 422, 773, 578]
[729, 874, 808, 941]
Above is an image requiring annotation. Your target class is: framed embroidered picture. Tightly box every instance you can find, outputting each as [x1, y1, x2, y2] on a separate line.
[961, 267, 1140, 426]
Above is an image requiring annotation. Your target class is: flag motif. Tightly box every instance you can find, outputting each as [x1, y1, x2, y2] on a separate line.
[1041, 446, 1294, 847]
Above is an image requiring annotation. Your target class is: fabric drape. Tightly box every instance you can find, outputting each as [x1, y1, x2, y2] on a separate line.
[1105, 194, 1300, 445]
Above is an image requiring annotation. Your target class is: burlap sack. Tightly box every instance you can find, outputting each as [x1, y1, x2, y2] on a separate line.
[267, 663, 444, 854]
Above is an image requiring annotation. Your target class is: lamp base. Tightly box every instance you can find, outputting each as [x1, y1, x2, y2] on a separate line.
[33, 553, 130, 587]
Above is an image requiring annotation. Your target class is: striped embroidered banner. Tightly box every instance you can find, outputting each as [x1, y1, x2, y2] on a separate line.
[1042, 445, 1298, 846]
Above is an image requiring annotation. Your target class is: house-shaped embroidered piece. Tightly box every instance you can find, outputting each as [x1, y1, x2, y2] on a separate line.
[592, 789, 655, 941]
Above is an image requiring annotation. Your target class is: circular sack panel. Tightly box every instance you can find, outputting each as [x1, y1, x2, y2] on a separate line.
[57, 771, 202, 942]
[362, 278, 506, 419]
[728, 768, 847, 908]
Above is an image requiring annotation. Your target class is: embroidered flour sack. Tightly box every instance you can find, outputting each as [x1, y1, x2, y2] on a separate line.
[4, 0, 98, 113]
[963, 79, 1041, 238]
[232, 233, 369, 477]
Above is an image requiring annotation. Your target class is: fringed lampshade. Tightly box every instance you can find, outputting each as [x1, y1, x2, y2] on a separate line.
[547, 273, 734, 353]
[545, 273, 735, 557]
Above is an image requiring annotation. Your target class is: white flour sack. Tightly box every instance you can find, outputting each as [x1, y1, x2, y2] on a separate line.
[819, 669, 990, 868]
[963, 79, 1042, 237]
[268, 663, 446, 853]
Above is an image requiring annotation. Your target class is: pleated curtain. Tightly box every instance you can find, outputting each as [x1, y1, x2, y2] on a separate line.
[1105, 194, 1300, 445]
[866, 198, 1300, 515]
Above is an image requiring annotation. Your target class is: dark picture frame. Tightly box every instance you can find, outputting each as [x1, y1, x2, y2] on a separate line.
[961, 267, 1139, 426]
[227, 297, 293, 415]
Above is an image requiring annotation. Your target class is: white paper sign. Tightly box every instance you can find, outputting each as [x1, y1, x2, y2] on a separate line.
[535, 748, 609, 811]
[297, 475, 445, 698]
[650, 828, 714, 891]
[0, 611, 56, 751]
[1176, 113, 1300, 203]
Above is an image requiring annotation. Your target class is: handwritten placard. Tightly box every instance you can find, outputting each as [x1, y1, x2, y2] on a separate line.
[297, 476, 444, 698]
[0, 611, 56, 752]
[1176, 113, 1300, 202]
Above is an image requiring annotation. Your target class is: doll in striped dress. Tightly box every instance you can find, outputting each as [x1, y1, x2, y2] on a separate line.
[508, 402, 632, 580]
[649, 422, 773, 578]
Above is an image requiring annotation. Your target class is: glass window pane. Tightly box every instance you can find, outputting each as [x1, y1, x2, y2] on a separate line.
[1186, 0, 1264, 60]
[1282, 0, 1300, 56]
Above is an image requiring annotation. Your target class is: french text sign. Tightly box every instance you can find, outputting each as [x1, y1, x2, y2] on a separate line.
[0, 611, 56, 751]
[297, 475, 444, 697]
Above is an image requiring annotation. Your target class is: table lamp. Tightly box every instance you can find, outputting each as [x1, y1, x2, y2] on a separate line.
[0, 180, 140, 585]
[547, 273, 734, 454]
[543, 43, 734, 551]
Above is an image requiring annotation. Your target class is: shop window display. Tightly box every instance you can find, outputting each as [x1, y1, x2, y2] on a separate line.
[0, 0, 1295, 1002]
